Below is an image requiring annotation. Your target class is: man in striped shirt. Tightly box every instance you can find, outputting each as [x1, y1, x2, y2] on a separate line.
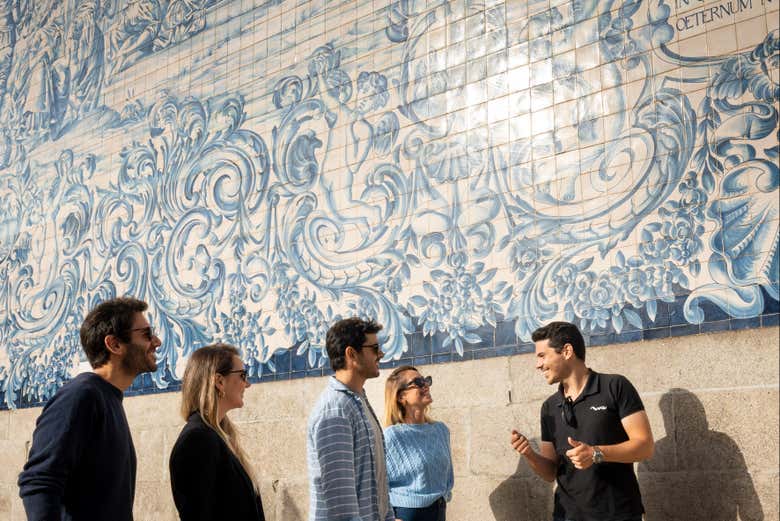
[307, 317, 397, 521]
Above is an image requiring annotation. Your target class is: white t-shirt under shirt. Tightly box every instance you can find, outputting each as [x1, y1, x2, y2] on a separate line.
[361, 394, 390, 519]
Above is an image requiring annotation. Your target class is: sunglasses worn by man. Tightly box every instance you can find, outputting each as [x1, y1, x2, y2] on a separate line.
[561, 396, 577, 428]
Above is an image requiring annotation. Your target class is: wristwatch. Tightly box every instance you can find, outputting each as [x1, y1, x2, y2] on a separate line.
[592, 446, 604, 464]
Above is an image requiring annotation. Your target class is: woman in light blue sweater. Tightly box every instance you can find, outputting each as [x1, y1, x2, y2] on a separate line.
[383, 365, 454, 521]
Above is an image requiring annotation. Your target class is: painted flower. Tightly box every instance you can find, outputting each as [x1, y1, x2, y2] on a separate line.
[380, 272, 404, 299]
[620, 265, 655, 308]
[510, 240, 549, 279]
[410, 262, 509, 354]
[218, 275, 276, 376]
[292, 297, 325, 344]
[647, 262, 686, 298]
[570, 271, 621, 329]
[664, 214, 703, 265]
[553, 261, 584, 301]
[640, 226, 671, 264]
[272, 262, 329, 366]
[678, 172, 708, 218]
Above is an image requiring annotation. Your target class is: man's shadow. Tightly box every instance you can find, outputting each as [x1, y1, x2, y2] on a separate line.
[489, 439, 554, 521]
[638, 388, 763, 521]
[276, 486, 304, 520]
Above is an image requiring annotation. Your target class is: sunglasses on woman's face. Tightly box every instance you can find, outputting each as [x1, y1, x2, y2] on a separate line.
[225, 369, 248, 382]
[400, 375, 432, 391]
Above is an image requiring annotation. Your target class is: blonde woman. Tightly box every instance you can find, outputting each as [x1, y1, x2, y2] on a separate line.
[384, 365, 453, 521]
[169, 344, 265, 521]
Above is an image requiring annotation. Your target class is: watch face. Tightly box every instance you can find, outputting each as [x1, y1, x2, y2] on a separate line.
[593, 448, 604, 464]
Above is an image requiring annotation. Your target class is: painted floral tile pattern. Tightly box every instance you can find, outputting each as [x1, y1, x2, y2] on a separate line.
[0, 0, 777, 408]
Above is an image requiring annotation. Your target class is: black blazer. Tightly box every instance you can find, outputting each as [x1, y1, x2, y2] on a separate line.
[170, 412, 265, 521]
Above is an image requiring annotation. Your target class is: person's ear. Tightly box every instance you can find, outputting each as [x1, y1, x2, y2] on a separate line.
[563, 343, 574, 360]
[345, 346, 358, 366]
[104, 335, 123, 357]
[214, 373, 225, 395]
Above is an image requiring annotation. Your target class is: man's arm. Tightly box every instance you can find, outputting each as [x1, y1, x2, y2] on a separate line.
[510, 430, 559, 482]
[18, 388, 90, 520]
[312, 414, 362, 521]
[566, 410, 655, 469]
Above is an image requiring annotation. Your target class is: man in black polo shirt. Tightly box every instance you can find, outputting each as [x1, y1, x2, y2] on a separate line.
[510, 321, 654, 521]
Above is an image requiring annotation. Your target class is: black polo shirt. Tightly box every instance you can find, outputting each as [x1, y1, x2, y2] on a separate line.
[541, 370, 645, 521]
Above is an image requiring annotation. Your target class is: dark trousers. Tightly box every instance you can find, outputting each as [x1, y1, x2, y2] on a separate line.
[394, 497, 446, 521]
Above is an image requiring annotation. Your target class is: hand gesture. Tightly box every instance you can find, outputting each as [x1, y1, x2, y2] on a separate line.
[510, 429, 533, 457]
[565, 437, 594, 469]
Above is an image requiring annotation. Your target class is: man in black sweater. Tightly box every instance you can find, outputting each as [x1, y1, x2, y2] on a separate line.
[18, 297, 162, 521]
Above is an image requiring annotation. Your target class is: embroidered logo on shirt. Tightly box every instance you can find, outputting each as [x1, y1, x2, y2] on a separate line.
[590, 405, 607, 411]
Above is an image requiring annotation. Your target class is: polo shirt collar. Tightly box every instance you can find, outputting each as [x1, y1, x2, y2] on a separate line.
[556, 369, 600, 406]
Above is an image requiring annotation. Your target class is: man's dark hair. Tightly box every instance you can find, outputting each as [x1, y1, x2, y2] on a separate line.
[326, 317, 383, 371]
[80, 297, 149, 368]
[531, 321, 586, 361]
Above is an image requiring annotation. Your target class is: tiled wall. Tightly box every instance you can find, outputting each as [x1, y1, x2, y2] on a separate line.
[0, 0, 777, 409]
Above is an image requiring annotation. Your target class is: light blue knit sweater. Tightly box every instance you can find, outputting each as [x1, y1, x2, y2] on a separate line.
[384, 421, 454, 508]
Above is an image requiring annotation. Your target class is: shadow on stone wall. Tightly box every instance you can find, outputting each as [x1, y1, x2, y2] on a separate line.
[638, 388, 763, 521]
[490, 447, 554, 521]
[275, 486, 304, 521]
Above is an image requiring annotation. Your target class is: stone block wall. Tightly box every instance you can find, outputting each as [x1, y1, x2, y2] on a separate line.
[1, 327, 777, 520]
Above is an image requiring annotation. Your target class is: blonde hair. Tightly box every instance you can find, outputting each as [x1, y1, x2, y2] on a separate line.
[384, 365, 433, 427]
[180, 343, 257, 489]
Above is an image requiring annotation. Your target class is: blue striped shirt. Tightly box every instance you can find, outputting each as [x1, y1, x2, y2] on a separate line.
[307, 377, 394, 521]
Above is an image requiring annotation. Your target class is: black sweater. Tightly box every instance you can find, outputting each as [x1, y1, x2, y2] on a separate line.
[170, 412, 265, 521]
[18, 372, 137, 521]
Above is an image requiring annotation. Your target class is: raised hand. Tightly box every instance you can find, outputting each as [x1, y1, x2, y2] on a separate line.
[565, 437, 595, 469]
[510, 429, 533, 456]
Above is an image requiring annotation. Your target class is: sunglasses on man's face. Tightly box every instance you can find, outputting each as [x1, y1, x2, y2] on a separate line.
[129, 326, 157, 341]
[400, 375, 432, 391]
[361, 343, 381, 353]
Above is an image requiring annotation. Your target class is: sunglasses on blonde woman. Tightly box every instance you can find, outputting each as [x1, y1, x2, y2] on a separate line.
[224, 369, 248, 382]
[400, 375, 432, 391]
